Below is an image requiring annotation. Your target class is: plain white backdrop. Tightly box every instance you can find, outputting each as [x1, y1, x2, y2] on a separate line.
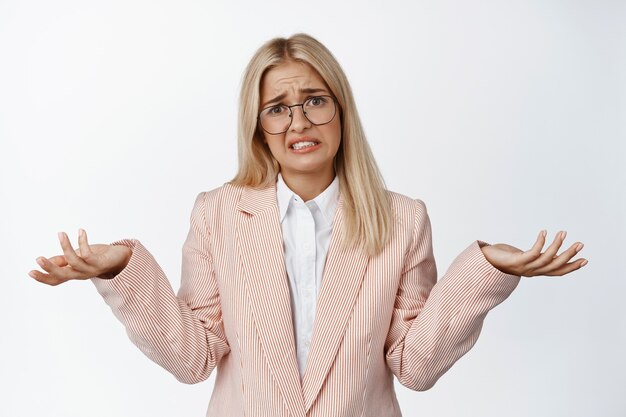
[1, 0, 624, 416]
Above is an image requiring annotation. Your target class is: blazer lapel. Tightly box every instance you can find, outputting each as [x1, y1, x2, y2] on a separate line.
[235, 184, 305, 417]
[302, 197, 370, 411]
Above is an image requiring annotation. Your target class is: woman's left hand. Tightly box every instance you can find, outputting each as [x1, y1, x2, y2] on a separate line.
[480, 230, 587, 277]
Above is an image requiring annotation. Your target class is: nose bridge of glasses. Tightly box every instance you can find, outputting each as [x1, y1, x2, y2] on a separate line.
[287, 103, 311, 126]
[287, 103, 307, 117]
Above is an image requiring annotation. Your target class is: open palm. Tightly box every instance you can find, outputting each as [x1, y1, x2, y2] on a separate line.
[481, 230, 587, 277]
[29, 229, 132, 285]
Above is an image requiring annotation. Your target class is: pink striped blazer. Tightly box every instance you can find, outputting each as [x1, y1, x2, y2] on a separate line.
[92, 182, 520, 417]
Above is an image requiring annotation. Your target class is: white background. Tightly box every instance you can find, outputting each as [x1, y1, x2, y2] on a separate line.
[1, 0, 624, 416]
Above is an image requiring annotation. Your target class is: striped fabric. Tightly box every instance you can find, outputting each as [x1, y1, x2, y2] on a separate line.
[92, 183, 521, 417]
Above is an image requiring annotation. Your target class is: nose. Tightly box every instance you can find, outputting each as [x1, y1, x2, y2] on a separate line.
[289, 105, 312, 133]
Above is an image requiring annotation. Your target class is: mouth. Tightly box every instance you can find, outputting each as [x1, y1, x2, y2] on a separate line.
[288, 138, 321, 151]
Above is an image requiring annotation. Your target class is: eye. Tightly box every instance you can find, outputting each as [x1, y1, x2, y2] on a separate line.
[307, 96, 328, 107]
[266, 105, 287, 116]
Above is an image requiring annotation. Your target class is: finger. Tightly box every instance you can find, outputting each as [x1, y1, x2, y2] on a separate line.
[33, 256, 74, 283]
[526, 231, 567, 270]
[517, 230, 547, 263]
[77, 228, 93, 258]
[533, 242, 584, 275]
[28, 269, 64, 286]
[58, 231, 89, 270]
[542, 258, 588, 277]
[47, 255, 69, 267]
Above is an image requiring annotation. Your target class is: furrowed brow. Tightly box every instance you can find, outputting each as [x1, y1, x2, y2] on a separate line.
[261, 88, 329, 108]
[261, 93, 287, 109]
[300, 88, 328, 95]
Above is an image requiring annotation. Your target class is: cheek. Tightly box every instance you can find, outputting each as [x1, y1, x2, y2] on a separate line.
[328, 122, 342, 152]
[265, 137, 286, 158]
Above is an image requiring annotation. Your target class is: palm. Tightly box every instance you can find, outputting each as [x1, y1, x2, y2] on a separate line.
[481, 230, 587, 277]
[29, 230, 132, 285]
[56, 243, 115, 272]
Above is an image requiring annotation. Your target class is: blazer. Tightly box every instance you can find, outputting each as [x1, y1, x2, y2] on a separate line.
[93, 182, 521, 417]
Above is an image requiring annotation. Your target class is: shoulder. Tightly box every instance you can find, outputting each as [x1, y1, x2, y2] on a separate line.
[384, 190, 431, 234]
[186, 183, 250, 231]
[386, 190, 428, 217]
[194, 182, 278, 215]
[192, 182, 247, 212]
[202, 182, 245, 202]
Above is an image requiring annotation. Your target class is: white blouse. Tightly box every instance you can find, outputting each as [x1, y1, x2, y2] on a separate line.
[276, 173, 340, 378]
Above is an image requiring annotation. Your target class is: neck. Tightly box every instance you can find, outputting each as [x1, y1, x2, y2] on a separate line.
[280, 169, 335, 202]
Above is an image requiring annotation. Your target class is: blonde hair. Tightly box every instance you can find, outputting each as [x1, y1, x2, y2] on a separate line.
[231, 33, 392, 256]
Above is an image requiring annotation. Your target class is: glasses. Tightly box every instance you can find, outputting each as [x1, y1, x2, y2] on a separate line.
[258, 95, 338, 135]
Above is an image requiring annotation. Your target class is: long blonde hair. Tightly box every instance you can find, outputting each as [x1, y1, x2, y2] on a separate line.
[231, 33, 392, 256]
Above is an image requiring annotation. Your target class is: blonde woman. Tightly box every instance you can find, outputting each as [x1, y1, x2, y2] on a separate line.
[29, 34, 587, 417]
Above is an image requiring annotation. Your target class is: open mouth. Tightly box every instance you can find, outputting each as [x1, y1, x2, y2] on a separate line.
[290, 140, 320, 150]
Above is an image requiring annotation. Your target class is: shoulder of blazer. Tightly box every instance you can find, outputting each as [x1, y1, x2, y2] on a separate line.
[188, 183, 244, 232]
[202, 182, 246, 208]
[385, 189, 430, 230]
[196, 182, 277, 220]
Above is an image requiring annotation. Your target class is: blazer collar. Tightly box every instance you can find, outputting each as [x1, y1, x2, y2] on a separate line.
[235, 183, 279, 216]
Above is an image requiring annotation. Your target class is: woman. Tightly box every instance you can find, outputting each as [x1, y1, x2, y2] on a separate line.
[28, 34, 587, 417]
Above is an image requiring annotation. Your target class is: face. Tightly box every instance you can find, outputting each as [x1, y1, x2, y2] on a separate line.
[259, 60, 341, 182]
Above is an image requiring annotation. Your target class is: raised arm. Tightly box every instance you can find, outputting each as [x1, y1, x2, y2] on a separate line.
[384, 200, 586, 391]
[29, 192, 230, 384]
[385, 199, 519, 391]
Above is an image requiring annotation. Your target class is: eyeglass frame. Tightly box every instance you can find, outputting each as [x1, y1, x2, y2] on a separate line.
[257, 95, 339, 135]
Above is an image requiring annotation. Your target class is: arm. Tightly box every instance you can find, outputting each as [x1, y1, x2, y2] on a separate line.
[91, 192, 230, 384]
[385, 199, 520, 391]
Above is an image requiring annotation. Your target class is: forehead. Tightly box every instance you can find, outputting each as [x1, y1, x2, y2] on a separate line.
[261, 60, 328, 99]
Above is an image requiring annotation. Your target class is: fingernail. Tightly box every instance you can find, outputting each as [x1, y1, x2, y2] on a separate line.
[36, 257, 44, 267]
[28, 271, 36, 278]
[561, 230, 567, 239]
[575, 243, 583, 252]
[580, 259, 588, 267]
[542, 230, 547, 237]
[58, 231, 64, 242]
[79, 228, 84, 237]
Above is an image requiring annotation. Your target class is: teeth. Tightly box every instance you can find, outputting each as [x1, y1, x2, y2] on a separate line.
[291, 141, 318, 150]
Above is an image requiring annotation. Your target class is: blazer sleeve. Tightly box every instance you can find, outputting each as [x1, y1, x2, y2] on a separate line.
[385, 199, 521, 391]
[91, 192, 230, 384]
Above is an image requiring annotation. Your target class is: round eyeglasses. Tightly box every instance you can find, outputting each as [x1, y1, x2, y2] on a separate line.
[258, 95, 338, 135]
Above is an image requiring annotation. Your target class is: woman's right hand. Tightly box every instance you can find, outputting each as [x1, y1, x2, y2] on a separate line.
[28, 229, 132, 285]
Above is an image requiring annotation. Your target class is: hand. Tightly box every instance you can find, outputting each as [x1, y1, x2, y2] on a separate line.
[480, 230, 587, 277]
[28, 229, 132, 286]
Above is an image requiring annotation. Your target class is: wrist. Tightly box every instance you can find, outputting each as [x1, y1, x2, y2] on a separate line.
[98, 246, 132, 280]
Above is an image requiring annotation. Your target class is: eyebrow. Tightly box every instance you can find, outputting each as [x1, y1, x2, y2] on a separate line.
[261, 88, 329, 108]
